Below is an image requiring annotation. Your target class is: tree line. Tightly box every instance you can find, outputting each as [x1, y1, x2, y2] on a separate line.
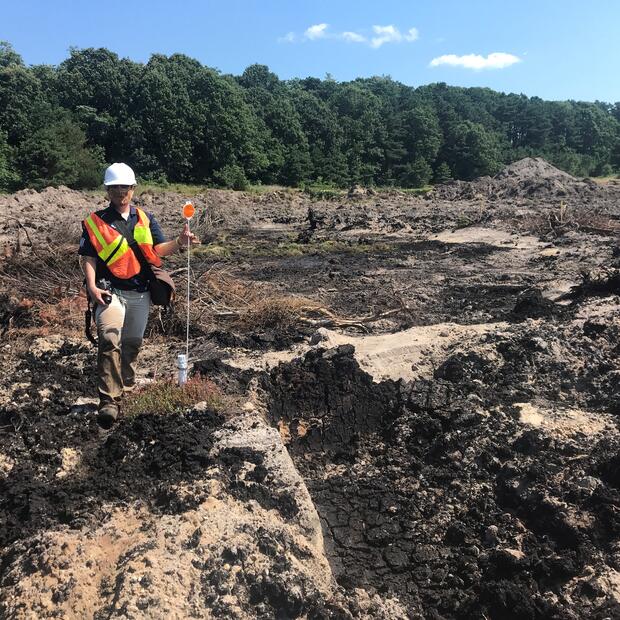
[0, 42, 619, 192]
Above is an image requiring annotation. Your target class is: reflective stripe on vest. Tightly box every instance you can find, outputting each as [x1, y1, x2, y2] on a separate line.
[83, 207, 162, 279]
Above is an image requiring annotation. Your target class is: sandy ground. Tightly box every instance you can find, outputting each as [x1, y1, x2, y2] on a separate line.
[229, 321, 510, 382]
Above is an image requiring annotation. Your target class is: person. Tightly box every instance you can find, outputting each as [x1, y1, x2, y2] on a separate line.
[79, 163, 199, 428]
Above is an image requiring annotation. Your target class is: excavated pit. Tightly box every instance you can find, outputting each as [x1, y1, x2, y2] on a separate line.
[263, 336, 620, 619]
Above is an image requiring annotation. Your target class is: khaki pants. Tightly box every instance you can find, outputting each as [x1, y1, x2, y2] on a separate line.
[95, 290, 151, 405]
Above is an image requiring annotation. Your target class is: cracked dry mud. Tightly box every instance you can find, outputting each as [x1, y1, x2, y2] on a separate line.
[2, 159, 620, 618]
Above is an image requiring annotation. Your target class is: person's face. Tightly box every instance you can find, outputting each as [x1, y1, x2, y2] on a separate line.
[107, 185, 135, 209]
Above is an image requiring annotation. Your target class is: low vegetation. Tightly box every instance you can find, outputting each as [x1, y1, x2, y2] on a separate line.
[122, 376, 225, 417]
[0, 237, 84, 335]
[515, 201, 620, 237]
[193, 237, 393, 259]
[161, 267, 326, 334]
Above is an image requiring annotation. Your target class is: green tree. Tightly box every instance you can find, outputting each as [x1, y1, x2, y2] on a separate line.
[0, 43, 618, 189]
[0, 65, 46, 144]
[127, 55, 198, 180]
[433, 162, 452, 184]
[15, 111, 104, 189]
[289, 86, 347, 184]
[240, 65, 312, 185]
[574, 104, 616, 173]
[400, 157, 433, 188]
[391, 103, 442, 185]
[328, 82, 386, 184]
[0, 130, 18, 191]
[0, 41, 24, 68]
[56, 48, 141, 161]
[442, 121, 502, 180]
[191, 69, 269, 183]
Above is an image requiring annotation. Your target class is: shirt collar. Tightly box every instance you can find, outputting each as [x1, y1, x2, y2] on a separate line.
[106, 203, 137, 218]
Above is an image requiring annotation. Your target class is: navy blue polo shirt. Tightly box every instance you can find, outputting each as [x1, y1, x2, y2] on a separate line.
[79, 204, 166, 292]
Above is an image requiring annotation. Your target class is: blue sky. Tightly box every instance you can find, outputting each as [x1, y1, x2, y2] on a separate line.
[2, 0, 619, 102]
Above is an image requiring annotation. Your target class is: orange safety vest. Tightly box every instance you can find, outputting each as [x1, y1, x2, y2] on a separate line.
[83, 207, 162, 279]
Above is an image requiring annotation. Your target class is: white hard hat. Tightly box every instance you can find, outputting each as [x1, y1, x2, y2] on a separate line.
[103, 163, 137, 186]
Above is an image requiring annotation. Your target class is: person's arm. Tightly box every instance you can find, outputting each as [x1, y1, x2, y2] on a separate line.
[148, 212, 178, 257]
[80, 256, 108, 305]
[154, 237, 182, 257]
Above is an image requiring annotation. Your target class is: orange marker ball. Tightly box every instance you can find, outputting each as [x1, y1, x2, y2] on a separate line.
[182, 201, 195, 219]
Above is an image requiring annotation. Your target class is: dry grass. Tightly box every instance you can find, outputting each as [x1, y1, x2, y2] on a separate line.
[2, 239, 403, 339]
[123, 376, 226, 417]
[0, 240, 326, 338]
[150, 263, 403, 338]
[153, 267, 325, 337]
[239, 296, 324, 330]
[0, 241, 85, 336]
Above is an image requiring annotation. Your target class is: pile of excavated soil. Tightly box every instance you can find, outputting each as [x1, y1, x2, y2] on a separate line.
[495, 157, 576, 183]
[262, 302, 620, 618]
[0, 186, 309, 254]
[432, 157, 603, 202]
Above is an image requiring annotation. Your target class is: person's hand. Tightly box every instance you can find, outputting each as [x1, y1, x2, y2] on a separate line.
[87, 285, 112, 306]
[177, 222, 200, 248]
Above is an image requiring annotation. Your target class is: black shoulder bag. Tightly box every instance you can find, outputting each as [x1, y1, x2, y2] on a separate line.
[113, 219, 176, 306]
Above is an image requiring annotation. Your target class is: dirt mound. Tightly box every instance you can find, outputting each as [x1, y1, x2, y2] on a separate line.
[433, 157, 601, 202]
[0, 186, 105, 253]
[0, 185, 309, 257]
[496, 157, 577, 183]
[493, 157, 586, 200]
[262, 325, 620, 618]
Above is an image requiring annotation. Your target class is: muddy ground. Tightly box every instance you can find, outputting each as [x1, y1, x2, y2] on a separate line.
[1, 158, 620, 618]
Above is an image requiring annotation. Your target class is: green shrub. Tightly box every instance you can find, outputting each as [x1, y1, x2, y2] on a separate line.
[213, 164, 249, 191]
[0, 130, 19, 192]
[16, 115, 105, 190]
[433, 162, 452, 184]
[399, 157, 433, 188]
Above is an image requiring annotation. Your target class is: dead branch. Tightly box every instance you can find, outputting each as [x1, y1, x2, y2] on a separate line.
[6, 217, 41, 257]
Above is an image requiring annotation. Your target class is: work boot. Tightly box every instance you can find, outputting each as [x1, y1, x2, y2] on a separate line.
[97, 402, 119, 430]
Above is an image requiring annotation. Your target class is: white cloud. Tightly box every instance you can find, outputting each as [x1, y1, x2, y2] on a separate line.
[371, 25, 401, 48]
[369, 25, 418, 48]
[278, 32, 296, 44]
[430, 52, 521, 70]
[305, 23, 329, 40]
[341, 31, 366, 43]
[405, 27, 419, 42]
[279, 24, 418, 48]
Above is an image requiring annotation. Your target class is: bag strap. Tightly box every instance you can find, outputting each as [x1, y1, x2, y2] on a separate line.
[113, 217, 157, 284]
